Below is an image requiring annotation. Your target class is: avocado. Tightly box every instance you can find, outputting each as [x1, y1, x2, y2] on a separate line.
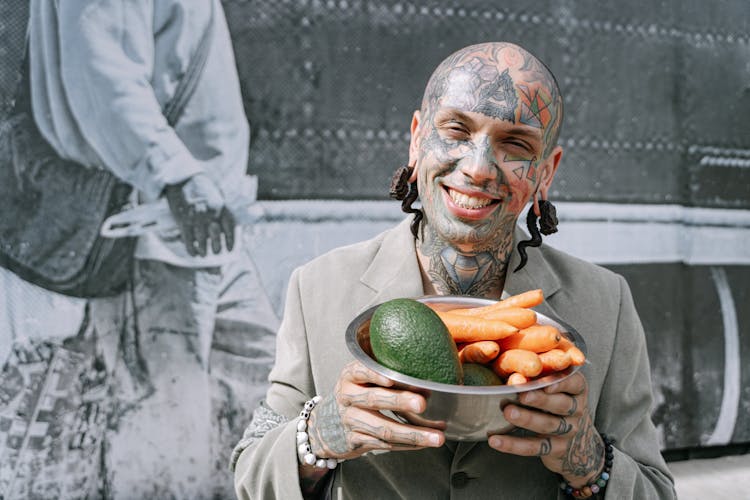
[369, 298, 463, 385]
[462, 363, 504, 386]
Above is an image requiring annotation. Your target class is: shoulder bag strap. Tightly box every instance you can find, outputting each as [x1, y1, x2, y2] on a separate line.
[162, 0, 216, 126]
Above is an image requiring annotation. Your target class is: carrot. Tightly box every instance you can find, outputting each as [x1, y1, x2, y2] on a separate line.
[538, 349, 571, 374]
[556, 337, 586, 366]
[480, 307, 537, 328]
[436, 311, 518, 343]
[566, 346, 586, 366]
[450, 307, 537, 330]
[496, 289, 544, 309]
[458, 340, 500, 364]
[498, 324, 561, 353]
[492, 349, 542, 378]
[556, 336, 575, 351]
[506, 372, 528, 385]
[448, 289, 544, 318]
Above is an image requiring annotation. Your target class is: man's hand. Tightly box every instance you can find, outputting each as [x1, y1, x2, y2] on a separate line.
[306, 361, 445, 462]
[487, 372, 605, 489]
[164, 173, 235, 256]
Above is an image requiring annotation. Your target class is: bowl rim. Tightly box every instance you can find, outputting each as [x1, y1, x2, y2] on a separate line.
[345, 295, 587, 395]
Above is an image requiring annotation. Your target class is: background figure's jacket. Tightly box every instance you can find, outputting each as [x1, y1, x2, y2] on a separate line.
[234, 217, 677, 499]
[27, 0, 249, 267]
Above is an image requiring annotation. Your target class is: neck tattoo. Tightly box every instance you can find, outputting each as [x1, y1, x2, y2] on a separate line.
[440, 247, 494, 294]
[419, 225, 511, 297]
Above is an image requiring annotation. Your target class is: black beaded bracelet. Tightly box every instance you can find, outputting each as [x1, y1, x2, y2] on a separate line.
[559, 433, 615, 498]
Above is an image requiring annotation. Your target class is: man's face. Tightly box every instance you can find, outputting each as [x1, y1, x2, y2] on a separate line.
[412, 44, 562, 252]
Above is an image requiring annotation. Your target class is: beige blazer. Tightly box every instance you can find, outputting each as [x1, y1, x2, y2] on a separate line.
[235, 218, 676, 499]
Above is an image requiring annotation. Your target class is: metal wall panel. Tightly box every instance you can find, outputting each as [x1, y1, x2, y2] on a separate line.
[611, 264, 750, 450]
[224, 0, 749, 206]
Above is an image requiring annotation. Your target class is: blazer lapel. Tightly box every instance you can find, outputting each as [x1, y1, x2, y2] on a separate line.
[359, 217, 425, 310]
[504, 226, 562, 311]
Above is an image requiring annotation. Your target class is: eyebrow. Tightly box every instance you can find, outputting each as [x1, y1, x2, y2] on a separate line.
[502, 126, 543, 141]
[435, 109, 475, 126]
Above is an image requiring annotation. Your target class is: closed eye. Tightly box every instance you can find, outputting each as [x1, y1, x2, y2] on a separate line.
[441, 120, 470, 139]
[503, 139, 533, 152]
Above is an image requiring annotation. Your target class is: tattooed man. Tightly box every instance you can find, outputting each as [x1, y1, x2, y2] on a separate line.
[233, 43, 676, 499]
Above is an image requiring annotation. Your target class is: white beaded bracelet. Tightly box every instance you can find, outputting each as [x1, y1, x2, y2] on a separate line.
[296, 395, 339, 470]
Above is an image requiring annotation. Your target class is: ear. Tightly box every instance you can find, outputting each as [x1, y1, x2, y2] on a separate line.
[533, 145, 563, 216]
[538, 145, 563, 200]
[407, 110, 421, 182]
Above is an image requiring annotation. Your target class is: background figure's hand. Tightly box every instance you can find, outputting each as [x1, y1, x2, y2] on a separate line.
[487, 372, 605, 489]
[305, 361, 445, 462]
[164, 173, 235, 256]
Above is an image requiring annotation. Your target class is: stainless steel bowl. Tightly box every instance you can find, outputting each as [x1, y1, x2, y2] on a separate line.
[345, 295, 587, 441]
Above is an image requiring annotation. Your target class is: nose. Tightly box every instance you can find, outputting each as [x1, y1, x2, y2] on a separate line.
[459, 135, 498, 183]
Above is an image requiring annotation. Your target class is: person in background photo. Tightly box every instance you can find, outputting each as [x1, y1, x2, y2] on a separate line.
[232, 41, 676, 499]
[0, 1, 279, 499]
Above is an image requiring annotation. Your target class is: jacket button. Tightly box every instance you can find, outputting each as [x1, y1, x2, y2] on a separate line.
[451, 471, 470, 488]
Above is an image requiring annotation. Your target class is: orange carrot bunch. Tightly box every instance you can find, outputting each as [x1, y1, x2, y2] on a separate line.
[428, 289, 586, 386]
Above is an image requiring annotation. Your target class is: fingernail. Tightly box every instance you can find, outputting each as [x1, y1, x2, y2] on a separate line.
[429, 434, 441, 445]
[523, 392, 536, 403]
[509, 408, 520, 419]
[490, 436, 503, 448]
[410, 399, 422, 412]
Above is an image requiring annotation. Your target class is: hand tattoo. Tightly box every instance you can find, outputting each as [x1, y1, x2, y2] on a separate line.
[554, 417, 573, 435]
[538, 437, 552, 456]
[567, 396, 578, 416]
[561, 408, 602, 478]
[309, 395, 349, 455]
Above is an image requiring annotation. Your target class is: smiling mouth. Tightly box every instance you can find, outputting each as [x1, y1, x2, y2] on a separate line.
[446, 187, 499, 209]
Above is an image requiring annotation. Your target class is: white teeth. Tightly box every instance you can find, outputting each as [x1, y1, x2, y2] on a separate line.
[448, 189, 493, 209]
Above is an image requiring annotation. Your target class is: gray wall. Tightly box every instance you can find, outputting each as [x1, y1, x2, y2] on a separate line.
[225, 0, 750, 208]
[1, 0, 749, 455]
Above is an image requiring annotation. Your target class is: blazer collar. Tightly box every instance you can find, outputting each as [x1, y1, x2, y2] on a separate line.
[359, 217, 425, 309]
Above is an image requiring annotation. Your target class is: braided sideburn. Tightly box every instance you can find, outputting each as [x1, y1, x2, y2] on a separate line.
[514, 206, 542, 272]
[514, 200, 558, 272]
[402, 181, 422, 238]
[389, 166, 423, 238]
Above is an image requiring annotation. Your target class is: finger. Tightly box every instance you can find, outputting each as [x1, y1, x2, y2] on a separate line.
[208, 220, 223, 254]
[192, 221, 208, 257]
[181, 217, 197, 256]
[220, 208, 235, 250]
[398, 411, 447, 431]
[503, 404, 575, 436]
[341, 361, 395, 388]
[544, 371, 587, 396]
[518, 390, 581, 417]
[339, 385, 427, 414]
[564, 395, 579, 417]
[342, 433, 423, 455]
[344, 407, 443, 448]
[488, 434, 562, 457]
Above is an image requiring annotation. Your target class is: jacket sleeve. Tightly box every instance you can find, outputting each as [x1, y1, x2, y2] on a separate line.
[233, 267, 319, 500]
[595, 275, 677, 499]
[55, 0, 203, 199]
